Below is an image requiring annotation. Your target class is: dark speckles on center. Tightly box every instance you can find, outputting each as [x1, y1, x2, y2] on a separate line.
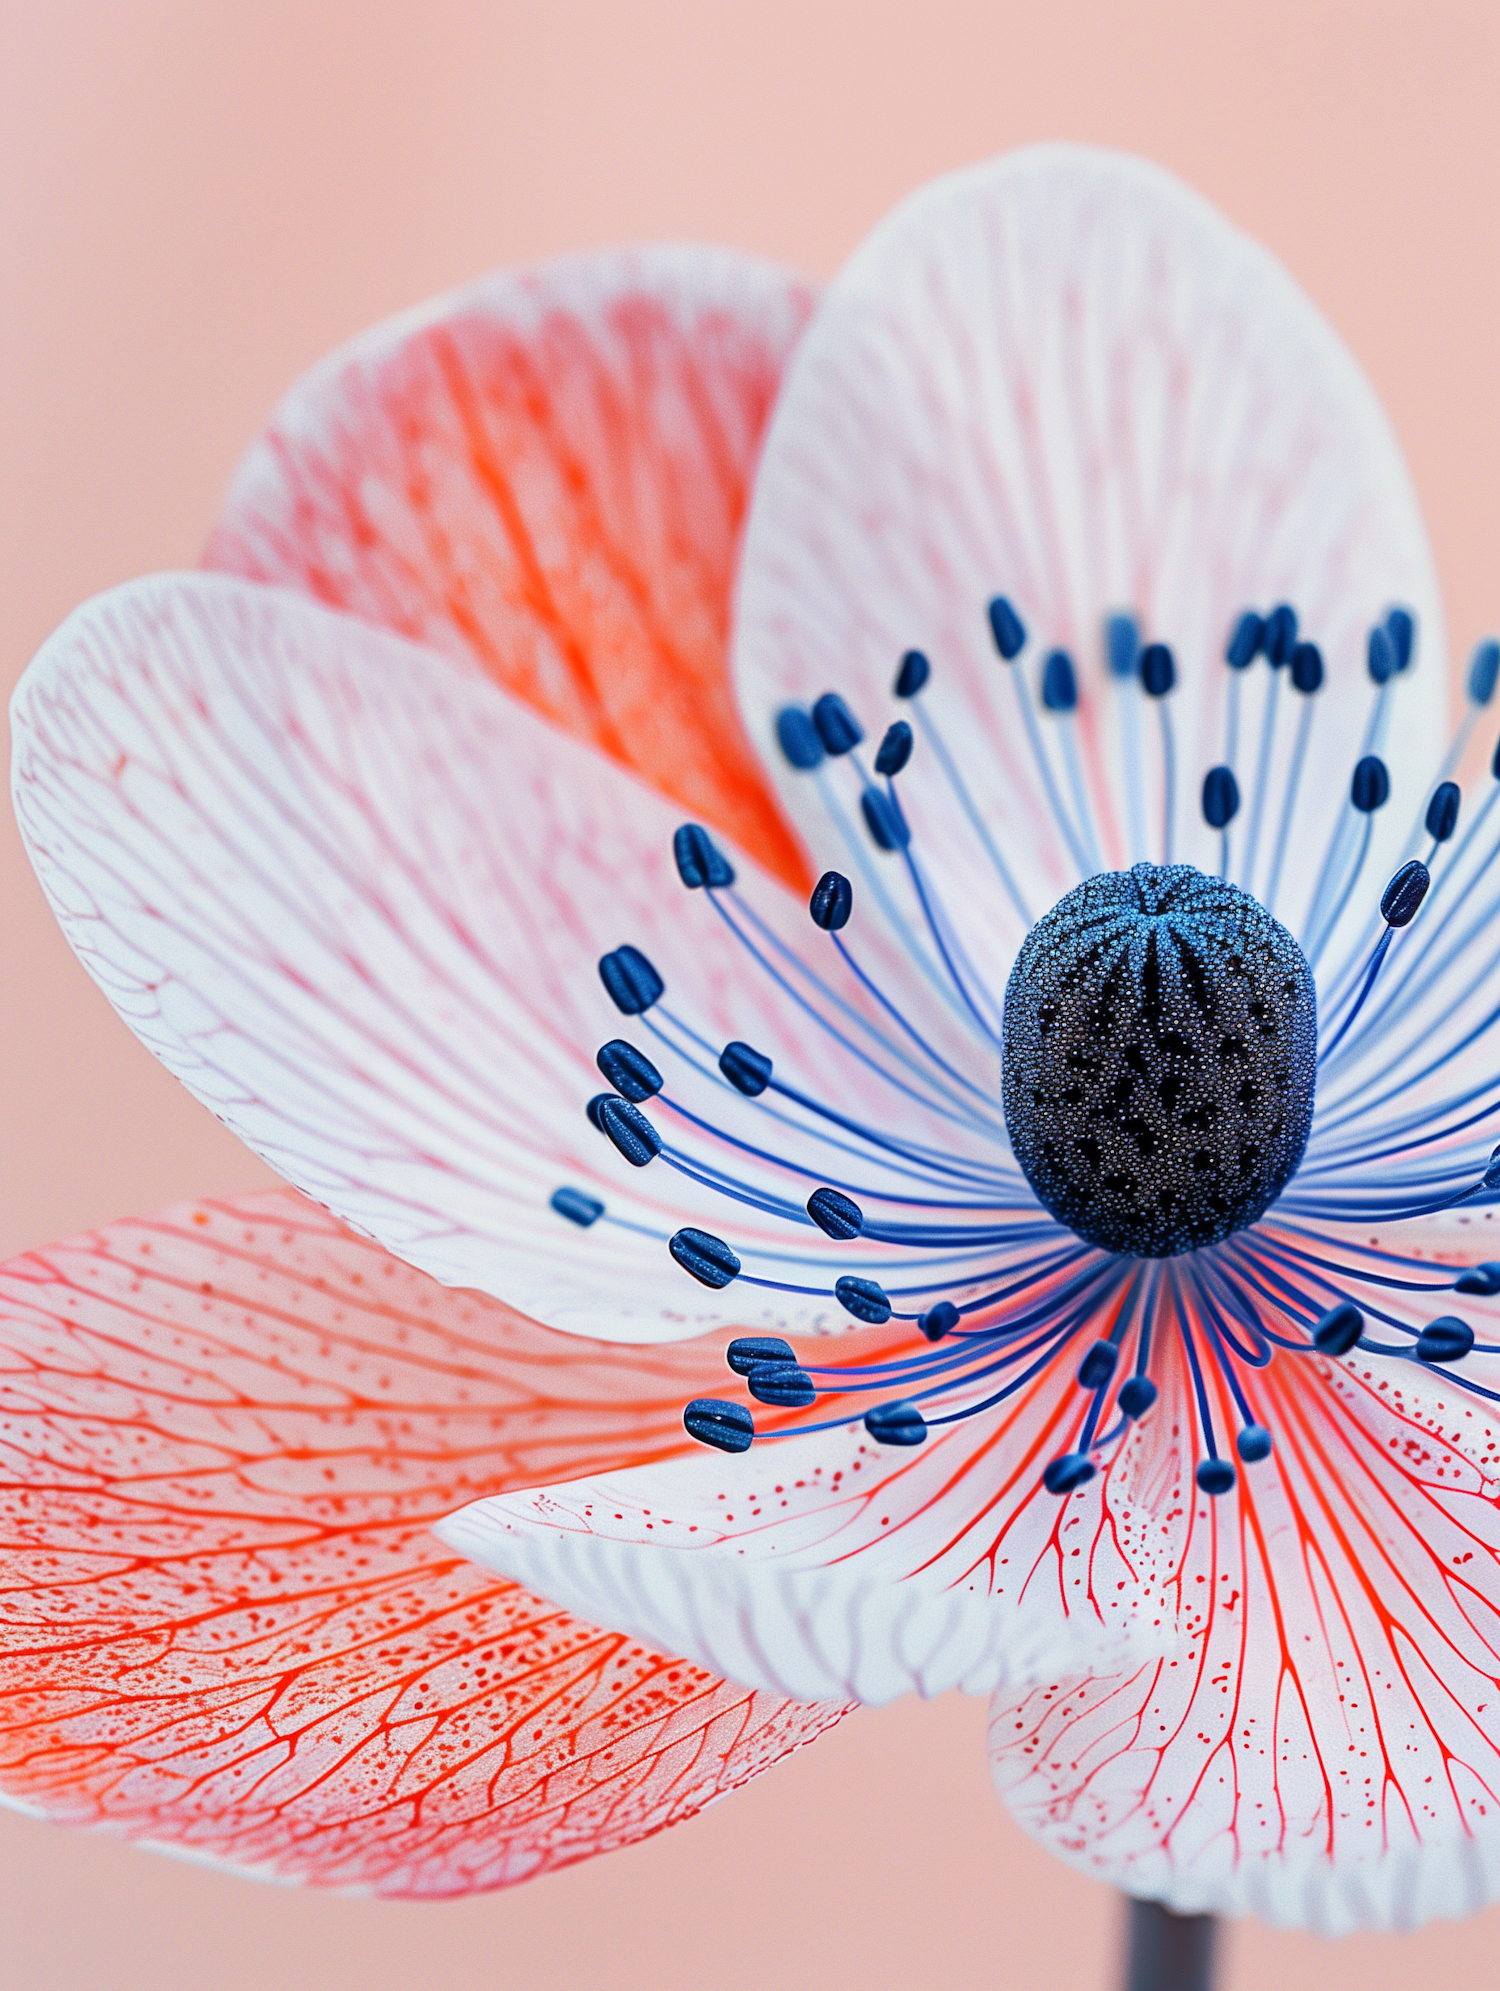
[1002, 863, 1317, 1256]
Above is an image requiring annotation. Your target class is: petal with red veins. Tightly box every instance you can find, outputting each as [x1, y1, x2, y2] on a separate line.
[734, 143, 1445, 997]
[990, 1233, 1500, 1934]
[0, 1191, 847, 1894]
[11, 572, 986, 1338]
[204, 246, 813, 887]
[437, 1333, 1171, 1708]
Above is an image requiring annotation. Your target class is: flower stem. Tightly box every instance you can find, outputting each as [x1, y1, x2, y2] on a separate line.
[1124, 1898, 1218, 1991]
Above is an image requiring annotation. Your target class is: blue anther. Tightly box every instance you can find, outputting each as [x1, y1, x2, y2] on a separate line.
[864, 1399, 928, 1446]
[1351, 755, 1390, 812]
[1290, 641, 1324, 695]
[875, 720, 914, 777]
[1469, 639, 1500, 706]
[1118, 1375, 1159, 1419]
[1425, 781, 1461, 843]
[1202, 765, 1240, 829]
[1456, 1263, 1500, 1296]
[1381, 859, 1430, 927]
[599, 945, 664, 1015]
[669, 1227, 741, 1289]
[550, 1186, 604, 1227]
[719, 1039, 772, 1095]
[748, 1364, 817, 1408]
[1486, 1144, 1500, 1192]
[1417, 1315, 1474, 1364]
[861, 786, 910, 850]
[1367, 625, 1397, 684]
[807, 1186, 864, 1239]
[586, 1093, 613, 1132]
[835, 1275, 892, 1324]
[1263, 604, 1298, 667]
[595, 1095, 661, 1167]
[776, 706, 825, 770]
[1139, 642, 1175, 697]
[1225, 610, 1264, 670]
[894, 649, 931, 698]
[673, 822, 735, 889]
[1106, 612, 1141, 679]
[596, 1039, 663, 1102]
[812, 692, 863, 755]
[726, 1335, 796, 1376]
[1076, 1341, 1118, 1391]
[1236, 1425, 1273, 1463]
[1196, 1458, 1236, 1495]
[988, 595, 1027, 660]
[683, 1399, 754, 1453]
[809, 870, 854, 931]
[1313, 1300, 1364, 1355]
[1041, 649, 1078, 711]
[918, 1300, 960, 1343]
[1386, 606, 1415, 671]
[1043, 1453, 1096, 1495]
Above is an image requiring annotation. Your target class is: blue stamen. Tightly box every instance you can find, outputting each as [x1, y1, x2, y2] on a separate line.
[808, 1186, 864, 1238]
[894, 649, 931, 698]
[673, 822, 735, 889]
[810, 869, 854, 931]
[599, 944, 665, 1015]
[813, 692, 863, 755]
[596, 1039, 663, 1100]
[865, 1399, 928, 1445]
[550, 1186, 604, 1227]
[1225, 610, 1264, 670]
[1386, 605, 1416, 671]
[748, 1364, 817, 1407]
[876, 721, 914, 776]
[1416, 1315, 1474, 1363]
[862, 785, 911, 851]
[719, 1039, 774, 1096]
[1426, 780, 1461, 845]
[988, 595, 1027, 659]
[1263, 604, 1298, 667]
[836, 1275, 893, 1324]
[726, 1335, 796, 1375]
[669, 1227, 741, 1288]
[596, 1095, 662, 1166]
[684, 1399, 754, 1453]
[776, 705, 825, 769]
[1042, 649, 1078, 711]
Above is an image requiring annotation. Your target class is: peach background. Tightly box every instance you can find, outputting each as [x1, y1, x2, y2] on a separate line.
[3, 2, 1499, 1985]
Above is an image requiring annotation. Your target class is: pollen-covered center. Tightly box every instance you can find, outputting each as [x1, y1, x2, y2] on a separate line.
[1002, 863, 1317, 1256]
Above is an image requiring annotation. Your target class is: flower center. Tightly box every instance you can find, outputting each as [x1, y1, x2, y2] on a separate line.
[546, 592, 1500, 1502]
[1002, 863, 1317, 1256]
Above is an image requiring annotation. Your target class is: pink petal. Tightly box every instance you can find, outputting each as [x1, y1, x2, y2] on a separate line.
[734, 144, 1445, 982]
[437, 1347, 1161, 1708]
[205, 246, 814, 888]
[0, 1192, 847, 1894]
[12, 572, 978, 1339]
[990, 1211, 1500, 1932]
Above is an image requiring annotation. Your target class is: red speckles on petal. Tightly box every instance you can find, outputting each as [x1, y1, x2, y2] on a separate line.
[991, 1319, 1500, 1931]
[0, 1191, 847, 1895]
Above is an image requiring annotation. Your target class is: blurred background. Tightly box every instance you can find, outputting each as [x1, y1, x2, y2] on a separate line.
[3, 2, 1498, 1985]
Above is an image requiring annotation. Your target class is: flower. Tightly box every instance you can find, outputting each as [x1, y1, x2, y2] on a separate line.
[9, 143, 1500, 1932]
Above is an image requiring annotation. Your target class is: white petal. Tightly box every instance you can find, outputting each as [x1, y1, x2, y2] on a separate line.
[735, 144, 1446, 995]
[11, 572, 983, 1341]
[990, 1271, 1500, 1932]
[437, 1368, 1167, 1706]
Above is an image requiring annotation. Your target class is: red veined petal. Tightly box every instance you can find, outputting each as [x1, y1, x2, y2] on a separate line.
[734, 144, 1445, 994]
[204, 246, 813, 888]
[11, 571, 1000, 1340]
[990, 1218, 1500, 1933]
[0, 1191, 848, 1895]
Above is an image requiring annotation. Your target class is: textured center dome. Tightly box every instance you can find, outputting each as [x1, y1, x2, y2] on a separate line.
[1002, 864, 1317, 1256]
